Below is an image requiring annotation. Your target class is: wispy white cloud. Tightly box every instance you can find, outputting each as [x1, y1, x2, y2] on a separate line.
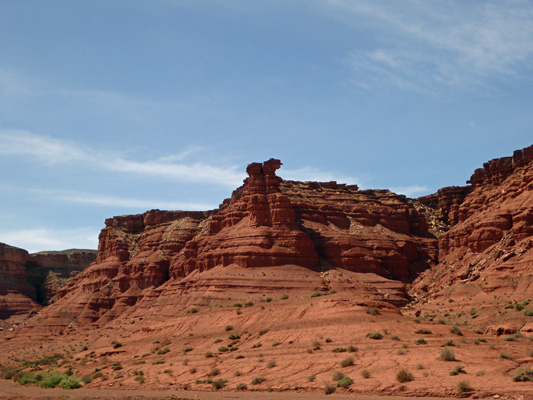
[0, 130, 245, 186]
[330, 0, 533, 93]
[0, 227, 99, 253]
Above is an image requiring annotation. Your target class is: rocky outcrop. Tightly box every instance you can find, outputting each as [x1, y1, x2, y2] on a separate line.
[412, 145, 533, 303]
[0, 244, 96, 318]
[43, 159, 437, 327]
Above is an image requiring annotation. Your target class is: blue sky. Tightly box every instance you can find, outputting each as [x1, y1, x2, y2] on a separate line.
[1, 0, 532, 252]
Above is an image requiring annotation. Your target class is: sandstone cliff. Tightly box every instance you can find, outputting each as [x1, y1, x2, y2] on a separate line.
[412, 145, 533, 304]
[41, 159, 437, 327]
[0, 244, 96, 318]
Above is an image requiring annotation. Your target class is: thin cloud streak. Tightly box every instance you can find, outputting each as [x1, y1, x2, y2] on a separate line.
[0, 130, 245, 186]
[330, 0, 533, 93]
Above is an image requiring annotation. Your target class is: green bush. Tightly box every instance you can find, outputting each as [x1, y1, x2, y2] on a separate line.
[186, 307, 199, 314]
[236, 382, 247, 390]
[251, 376, 266, 385]
[332, 347, 347, 353]
[225, 325, 233, 331]
[361, 369, 371, 378]
[205, 351, 214, 358]
[332, 371, 345, 381]
[157, 347, 170, 354]
[414, 328, 432, 334]
[524, 310, 533, 316]
[440, 348, 456, 361]
[450, 326, 463, 336]
[218, 346, 229, 352]
[365, 307, 379, 315]
[311, 291, 325, 298]
[40, 372, 64, 388]
[457, 380, 472, 394]
[366, 332, 383, 340]
[208, 368, 220, 377]
[449, 365, 465, 376]
[324, 383, 336, 394]
[415, 338, 427, 345]
[267, 361, 276, 368]
[16, 372, 43, 384]
[336, 376, 353, 387]
[340, 357, 354, 367]
[348, 345, 358, 352]
[513, 368, 533, 382]
[59, 376, 81, 389]
[229, 333, 240, 340]
[396, 369, 414, 383]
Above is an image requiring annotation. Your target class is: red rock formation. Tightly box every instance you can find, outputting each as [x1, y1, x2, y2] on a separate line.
[412, 145, 533, 303]
[42, 159, 437, 328]
[0, 244, 96, 318]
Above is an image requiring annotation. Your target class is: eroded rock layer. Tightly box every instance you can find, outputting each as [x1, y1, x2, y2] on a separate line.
[0, 244, 96, 318]
[413, 145, 533, 303]
[43, 159, 437, 328]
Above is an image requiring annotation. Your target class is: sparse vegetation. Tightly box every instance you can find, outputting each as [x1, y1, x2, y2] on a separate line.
[440, 348, 456, 361]
[457, 380, 472, 394]
[332, 347, 348, 353]
[340, 357, 354, 367]
[415, 328, 432, 334]
[311, 291, 325, 298]
[186, 307, 199, 314]
[415, 338, 427, 345]
[336, 376, 353, 387]
[205, 351, 214, 358]
[267, 361, 276, 368]
[237, 382, 247, 390]
[361, 369, 371, 378]
[449, 365, 465, 376]
[212, 379, 228, 389]
[281, 294, 289, 300]
[396, 369, 414, 383]
[365, 307, 380, 315]
[157, 347, 170, 355]
[513, 368, 533, 382]
[366, 332, 383, 340]
[324, 383, 336, 395]
[450, 326, 463, 336]
[225, 325, 233, 331]
[251, 376, 266, 385]
[332, 371, 345, 381]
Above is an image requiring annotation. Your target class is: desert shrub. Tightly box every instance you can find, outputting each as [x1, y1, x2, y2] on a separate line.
[157, 347, 170, 355]
[229, 333, 240, 340]
[252, 343, 262, 349]
[513, 368, 533, 382]
[504, 332, 523, 341]
[325, 337, 333, 343]
[472, 328, 483, 334]
[414, 328, 432, 334]
[500, 352, 516, 361]
[235, 354, 244, 359]
[40, 372, 64, 388]
[450, 326, 463, 336]
[244, 301, 254, 307]
[516, 304, 525, 311]
[449, 365, 465, 376]
[308, 375, 316, 382]
[336, 376, 353, 387]
[16, 372, 43, 385]
[205, 351, 214, 358]
[391, 335, 400, 341]
[183, 347, 193, 353]
[80, 374, 92, 384]
[208, 368, 220, 377]
[313, 341, 321, 350]
[59, 376, 81, 389]
[440, 348, 456, 361]
[324, 383, 336, 394]
[111, 341, 123, 349]
[505, 304, 514, 309]
[234, 303, 242, 308]
[311, 291, 325, 298]
[111, 362, 123, 370]
[214, 338, 223, 343]
[366, 332, 383, 340]
[272, 341, 282, 347]
[332, 347, 347, 353]
[361, 369, 371, 378]
[457, 380, 472, 394]
[266, 297, 273, 302]
[186, 307, 199, 314]
[415, 338, 427, 345]
[442, 339, 456, 347]
[280, 294, 289, 300]
[365, 307, 379, 315]
[329, 289, 337, 294]
[1, 366, 19, 380]
[524, 310, 533, 316]
[473, 338, 486, 345]
[332, 371, 345, 381]
[348, 345, 358, 352]
[340, 357, 354, 367]
[396, 369, 414, 383]
[258, 328, 270, 336]
[218, 346, 229, 352]
[236, 382, 247, 390]
[225, 325, 233, 331]
[416, 363, 425, 370]
[134, 375, 145, 384]
[267, 361, 276, 368]
[251, 376, 266, 385]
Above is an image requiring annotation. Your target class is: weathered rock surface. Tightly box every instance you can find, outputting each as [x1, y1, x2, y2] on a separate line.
[41, 159, 437, 328]
[0, 243, 96, 318]
[412, 145, 533, 304]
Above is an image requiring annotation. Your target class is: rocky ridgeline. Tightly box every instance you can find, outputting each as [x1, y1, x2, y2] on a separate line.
[46, 158, 437, 326]
[412, 144, 533, 303]
[0, 244, 96, 318]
